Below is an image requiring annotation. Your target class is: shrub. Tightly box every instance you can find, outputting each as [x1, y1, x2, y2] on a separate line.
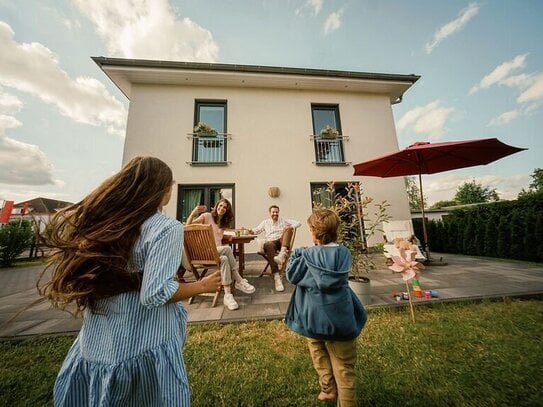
[0, 220, 33, 267]
[315, 182, 390, 278]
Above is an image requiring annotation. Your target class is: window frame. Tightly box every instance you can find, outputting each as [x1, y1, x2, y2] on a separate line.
[177, 183, 235, 224]
[310, 104, 346, 165]
[310, 181, 367, 246]
[191, 100, 228, 165]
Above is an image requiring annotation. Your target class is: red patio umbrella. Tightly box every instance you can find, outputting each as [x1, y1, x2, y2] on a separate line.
[353, 138, 527, 262]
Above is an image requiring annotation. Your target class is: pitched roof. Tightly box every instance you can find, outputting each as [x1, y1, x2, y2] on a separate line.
[14, 197, 73, 215]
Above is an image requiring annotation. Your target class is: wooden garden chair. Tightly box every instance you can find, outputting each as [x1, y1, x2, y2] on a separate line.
[183, 224, 222, 307]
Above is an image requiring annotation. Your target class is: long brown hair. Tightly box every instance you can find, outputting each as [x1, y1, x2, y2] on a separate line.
[211, 198, 234, 229]
[38, 156, 173, 316]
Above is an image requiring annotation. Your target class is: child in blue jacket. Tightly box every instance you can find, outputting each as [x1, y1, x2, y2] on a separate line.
[285, 209, 367, 406]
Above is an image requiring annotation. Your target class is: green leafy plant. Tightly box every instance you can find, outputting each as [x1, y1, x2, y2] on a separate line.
[0, 220, 33, 267]
[315, 181, 390, 279]
[193, 121, 217, 136]
[319, 125, 339, 139]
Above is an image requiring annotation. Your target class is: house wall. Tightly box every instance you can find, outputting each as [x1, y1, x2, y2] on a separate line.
[123, 83, 411, 251]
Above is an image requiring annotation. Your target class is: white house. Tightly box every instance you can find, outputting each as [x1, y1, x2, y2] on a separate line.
[93, 57, 420, 251]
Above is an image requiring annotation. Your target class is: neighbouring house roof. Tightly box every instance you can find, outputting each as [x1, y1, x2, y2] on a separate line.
[92, 57, 420, 104]
[14, 197, 73, 215]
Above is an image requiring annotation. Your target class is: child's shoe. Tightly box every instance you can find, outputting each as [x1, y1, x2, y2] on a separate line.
[317, 391, 337, 401]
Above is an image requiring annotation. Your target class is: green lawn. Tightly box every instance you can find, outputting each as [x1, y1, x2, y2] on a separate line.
[1, 299, 542, 406]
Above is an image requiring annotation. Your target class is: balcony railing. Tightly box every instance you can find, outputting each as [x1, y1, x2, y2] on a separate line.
[187, 133, 230, 165]
[310, 135, 349, 165]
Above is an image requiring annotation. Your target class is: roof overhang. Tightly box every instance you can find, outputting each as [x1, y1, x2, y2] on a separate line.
[92, 57, 420, 103]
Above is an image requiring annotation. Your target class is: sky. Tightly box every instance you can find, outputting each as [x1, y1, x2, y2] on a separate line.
[0, 0, 542, 206]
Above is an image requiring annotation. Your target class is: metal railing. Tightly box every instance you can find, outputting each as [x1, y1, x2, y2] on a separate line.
[188, 133, 230, 164]
[310, 135, 348, 164]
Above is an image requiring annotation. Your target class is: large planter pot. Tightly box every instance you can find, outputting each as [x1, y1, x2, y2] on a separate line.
[348, 276, 371, 306]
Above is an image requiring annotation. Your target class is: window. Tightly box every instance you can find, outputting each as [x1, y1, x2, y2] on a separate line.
[191, 101, 227, 165]
[310, 182, 366, 245]
[177, 184, 234, 223]
[311, 105, 346, 165]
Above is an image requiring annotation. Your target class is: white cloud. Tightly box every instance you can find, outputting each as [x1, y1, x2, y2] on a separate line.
[469, 54, 528, 94]
[72, 0, 219, 62]
[396, 100, 454, 139]
[488, 110, 520, 126]
[324, 10, 342, 35]
[471, 55, 543, 125]
[0, 135, 59, 185]
[0, 90, 59, 186]
[0, 89, 22, 114]
[517, 72, 543, 103]
[426, 2, 479, 54]
[295, 0, 323, 16]
[308, 0, 323, 15]
[0, 21, 126, 136]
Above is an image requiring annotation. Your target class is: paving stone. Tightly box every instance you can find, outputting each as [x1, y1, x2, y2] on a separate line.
[0, 254, 542, 338]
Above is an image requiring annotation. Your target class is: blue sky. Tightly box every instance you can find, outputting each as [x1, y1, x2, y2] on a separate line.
[0, 0, 541, 206]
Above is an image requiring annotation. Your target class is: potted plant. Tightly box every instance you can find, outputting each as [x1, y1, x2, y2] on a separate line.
[319, 125, 339, 140]
[193, 121, 217, 137]
[316, 182, 390, 305]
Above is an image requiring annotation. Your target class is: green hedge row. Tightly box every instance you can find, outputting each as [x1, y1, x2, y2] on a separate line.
[412, 192, 543, 263]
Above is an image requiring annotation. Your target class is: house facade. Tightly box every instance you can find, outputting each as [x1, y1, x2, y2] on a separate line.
[94, 57, 420, 250]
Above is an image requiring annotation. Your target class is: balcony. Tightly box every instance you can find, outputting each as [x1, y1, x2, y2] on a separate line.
[187, 133, 230, 165]
[310, 135, 350, 165]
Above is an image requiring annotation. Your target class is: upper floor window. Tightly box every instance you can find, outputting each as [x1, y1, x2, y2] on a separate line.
[311, 105, 347, 165]
[191, 101, 228, 165]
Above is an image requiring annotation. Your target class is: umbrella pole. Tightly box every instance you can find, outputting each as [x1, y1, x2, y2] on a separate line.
[418, 173, 430, 260]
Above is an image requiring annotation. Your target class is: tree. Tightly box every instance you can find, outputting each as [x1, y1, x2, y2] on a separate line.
[518, 168, 543, 198]
[454, 180, 499, 205]
[0, 220, 33, 267]
[404, 176, 425, 209]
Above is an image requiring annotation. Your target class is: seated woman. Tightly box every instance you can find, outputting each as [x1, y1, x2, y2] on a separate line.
[187, 199, 255, 310]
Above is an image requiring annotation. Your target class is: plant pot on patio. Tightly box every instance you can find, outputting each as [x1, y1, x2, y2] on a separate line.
[348, 276, 371, 306]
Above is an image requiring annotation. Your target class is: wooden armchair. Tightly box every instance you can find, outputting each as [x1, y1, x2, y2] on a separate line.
[183, 224, 222, 307]
[257, 228, 297, 278]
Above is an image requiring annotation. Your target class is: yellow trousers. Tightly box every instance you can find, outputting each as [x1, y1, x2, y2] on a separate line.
[307, 338, 358, 407]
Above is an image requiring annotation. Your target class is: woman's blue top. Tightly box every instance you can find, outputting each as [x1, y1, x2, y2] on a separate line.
[53, 212, 190, 406]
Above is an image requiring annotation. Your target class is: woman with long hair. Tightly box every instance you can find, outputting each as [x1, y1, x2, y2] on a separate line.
[186, 198, 255, 310]
[39, 156, 221, 406]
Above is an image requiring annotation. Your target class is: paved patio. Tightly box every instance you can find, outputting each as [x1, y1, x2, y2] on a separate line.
[1, 253, 542, 339]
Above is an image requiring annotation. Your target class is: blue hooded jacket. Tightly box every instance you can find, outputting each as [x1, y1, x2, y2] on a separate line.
[285, 245, 367, 341]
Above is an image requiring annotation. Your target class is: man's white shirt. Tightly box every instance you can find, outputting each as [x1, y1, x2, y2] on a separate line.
[252, 218, 301, 241]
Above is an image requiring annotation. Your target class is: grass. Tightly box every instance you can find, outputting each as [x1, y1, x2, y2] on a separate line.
[1, 299, 542, 406]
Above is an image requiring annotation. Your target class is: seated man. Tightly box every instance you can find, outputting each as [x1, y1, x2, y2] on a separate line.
[250, 205, 301, 292]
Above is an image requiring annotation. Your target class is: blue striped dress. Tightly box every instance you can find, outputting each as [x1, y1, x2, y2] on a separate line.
[53, 212, 191, 406]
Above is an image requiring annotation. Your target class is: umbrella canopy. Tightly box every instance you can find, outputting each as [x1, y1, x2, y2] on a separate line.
[353, 138, 527, 262]
[353, 138, 526, 177]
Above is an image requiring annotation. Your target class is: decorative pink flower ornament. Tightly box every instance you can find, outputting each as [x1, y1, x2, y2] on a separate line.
[388, 248, 424, 281]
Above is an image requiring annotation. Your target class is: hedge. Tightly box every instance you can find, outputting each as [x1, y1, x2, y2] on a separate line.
[413, 192, 543, 263]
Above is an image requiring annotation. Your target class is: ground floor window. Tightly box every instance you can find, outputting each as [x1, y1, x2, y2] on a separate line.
[310, 182, 366, 244]
[177, 184, 234, 223]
